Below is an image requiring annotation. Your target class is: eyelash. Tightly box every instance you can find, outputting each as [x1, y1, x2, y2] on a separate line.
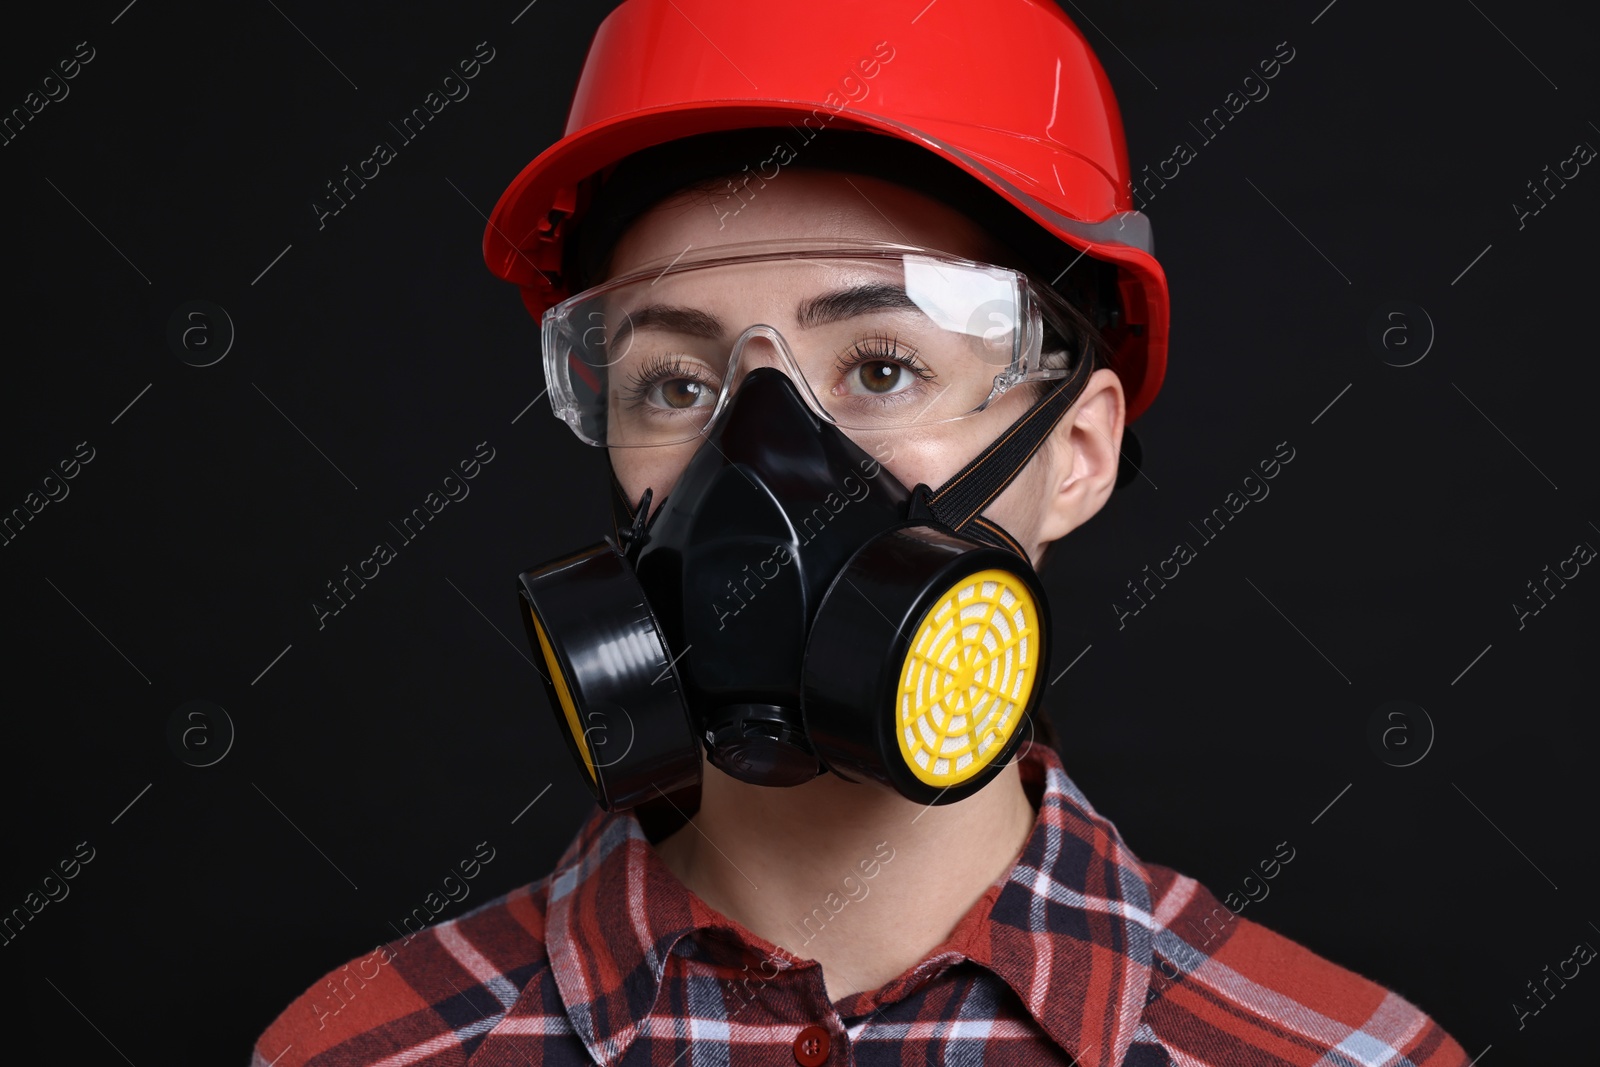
[619, 354, 718, 406]
[836, 336, 934, 382]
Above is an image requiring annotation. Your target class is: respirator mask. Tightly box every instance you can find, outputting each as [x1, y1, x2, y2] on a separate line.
[517, 240, 1097, 811]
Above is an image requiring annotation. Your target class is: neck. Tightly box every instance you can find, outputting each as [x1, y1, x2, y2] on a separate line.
[650, 756, 1041, 1005]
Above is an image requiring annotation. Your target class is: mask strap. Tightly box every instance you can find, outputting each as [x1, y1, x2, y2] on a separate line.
[913, 361, 1096, 554]
[608, 467, 632, 537]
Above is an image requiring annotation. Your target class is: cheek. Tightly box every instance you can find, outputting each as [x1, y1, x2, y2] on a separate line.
[873, 390, 1034, 491]
[610, 444, 698, 509]
[879, 394, 1051, 560]
[874, 431, 961, 492]
[982, 456, 1051, 552]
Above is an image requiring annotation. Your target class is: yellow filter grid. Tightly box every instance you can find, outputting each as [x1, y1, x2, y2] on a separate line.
[896, 568, 1039, 787]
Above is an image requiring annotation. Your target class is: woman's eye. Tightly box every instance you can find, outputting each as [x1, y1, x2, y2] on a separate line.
[854, 361, 912, 395]
[651, 378, 712, 409]
[837, 338, 929, 397]
[620, 354, 721, 412]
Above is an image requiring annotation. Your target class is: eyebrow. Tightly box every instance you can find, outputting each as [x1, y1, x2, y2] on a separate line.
[615, 304, 724, 341]
[612, 283, 919, 342]
[795, 282, 920, 328]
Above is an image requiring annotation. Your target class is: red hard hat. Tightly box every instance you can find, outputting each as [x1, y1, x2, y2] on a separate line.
[483, 0, 1169, 423]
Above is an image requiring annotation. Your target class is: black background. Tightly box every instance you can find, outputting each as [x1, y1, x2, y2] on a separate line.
[2, 0, 1594, 1062]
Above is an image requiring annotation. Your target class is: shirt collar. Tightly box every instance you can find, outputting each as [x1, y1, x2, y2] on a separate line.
[543, 741, 1156, 1067]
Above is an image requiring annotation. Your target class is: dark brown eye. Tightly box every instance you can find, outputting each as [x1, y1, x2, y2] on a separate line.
[658, 380, 707, 409]
[857, 361, 905, 394]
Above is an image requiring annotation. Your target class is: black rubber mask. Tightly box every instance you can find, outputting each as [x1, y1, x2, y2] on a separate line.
[519, 362, 1091, 812]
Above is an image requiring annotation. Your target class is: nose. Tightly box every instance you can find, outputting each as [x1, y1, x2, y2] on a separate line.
[722, 324, 829, 416]
[724, 324, 797, 386]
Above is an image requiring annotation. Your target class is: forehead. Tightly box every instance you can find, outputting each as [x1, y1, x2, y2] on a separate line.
[603, 168, 1008, 281]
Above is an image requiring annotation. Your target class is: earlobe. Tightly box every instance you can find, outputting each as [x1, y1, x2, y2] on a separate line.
[1036, 369, 1126, 548]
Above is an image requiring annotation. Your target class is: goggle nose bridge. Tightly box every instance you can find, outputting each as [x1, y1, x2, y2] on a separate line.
[710, 322, 841, 428]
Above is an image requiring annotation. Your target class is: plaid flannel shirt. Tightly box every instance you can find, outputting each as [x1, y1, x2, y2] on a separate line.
[253, 741, 1468, 1066]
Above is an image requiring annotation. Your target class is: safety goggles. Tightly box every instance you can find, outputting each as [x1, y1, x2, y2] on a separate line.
[540, 239, 1081, 448]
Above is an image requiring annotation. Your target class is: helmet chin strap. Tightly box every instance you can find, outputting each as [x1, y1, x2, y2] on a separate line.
[609, 358, 1095, 562]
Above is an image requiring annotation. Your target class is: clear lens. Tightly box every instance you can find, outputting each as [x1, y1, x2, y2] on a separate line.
[544, 247, 1049, 448]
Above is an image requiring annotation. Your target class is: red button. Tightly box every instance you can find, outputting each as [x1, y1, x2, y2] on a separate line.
[793, 1024, 830, 1066]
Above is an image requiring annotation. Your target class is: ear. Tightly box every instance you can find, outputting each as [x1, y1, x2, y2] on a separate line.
[1031, 368, 1126, 556]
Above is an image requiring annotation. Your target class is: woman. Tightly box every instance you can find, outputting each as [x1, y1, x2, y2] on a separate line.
[254, 1, 1468, 1063]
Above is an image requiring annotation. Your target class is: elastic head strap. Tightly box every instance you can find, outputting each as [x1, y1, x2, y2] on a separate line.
[919, 361, 1095, 550]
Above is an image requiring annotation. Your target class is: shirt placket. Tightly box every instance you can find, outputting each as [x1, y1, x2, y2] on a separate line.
[668, 929, 855, 1065]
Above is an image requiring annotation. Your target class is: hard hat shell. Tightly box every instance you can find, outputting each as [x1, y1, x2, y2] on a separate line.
[483, 0, 1169, 422]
